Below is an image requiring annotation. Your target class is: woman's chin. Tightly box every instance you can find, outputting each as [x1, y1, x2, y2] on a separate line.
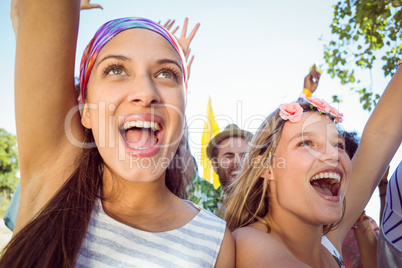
[109, 165, 166, 184]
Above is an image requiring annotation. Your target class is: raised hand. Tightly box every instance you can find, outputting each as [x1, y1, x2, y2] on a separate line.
[161, 19, 179, 35]
[176, 18, 200, 59]
[159, 18, 200, 58]
[186, 49, 195, 79]
[159, 18, 200, 79]
[303, 64, 321, 93]
[80, 0, 103, 10]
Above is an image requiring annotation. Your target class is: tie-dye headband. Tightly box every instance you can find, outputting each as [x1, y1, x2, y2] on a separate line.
[79, 17, 188, 104]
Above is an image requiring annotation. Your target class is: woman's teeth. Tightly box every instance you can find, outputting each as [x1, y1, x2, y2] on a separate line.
[310, 172, 341, 184]
[123, 121, 161, 131]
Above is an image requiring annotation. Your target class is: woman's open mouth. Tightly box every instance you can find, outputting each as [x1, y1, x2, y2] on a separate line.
[119, 115, 164, 157]
[122, 120, 161, 149]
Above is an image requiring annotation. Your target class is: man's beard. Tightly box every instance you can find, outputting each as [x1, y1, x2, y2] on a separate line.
[217, 167, 234, 190]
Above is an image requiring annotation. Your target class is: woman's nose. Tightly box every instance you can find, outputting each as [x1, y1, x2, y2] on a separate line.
[127, 73, 161, 106]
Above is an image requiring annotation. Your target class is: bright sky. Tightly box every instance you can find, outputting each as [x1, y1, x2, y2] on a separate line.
[0, 0, 401, 223]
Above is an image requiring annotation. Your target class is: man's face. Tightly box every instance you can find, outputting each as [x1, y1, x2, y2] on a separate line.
[212, 136, 249, 191]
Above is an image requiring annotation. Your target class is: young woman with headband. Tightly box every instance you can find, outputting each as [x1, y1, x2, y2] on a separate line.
[0, 1, 234, 267]
[224, 68, 402, 267]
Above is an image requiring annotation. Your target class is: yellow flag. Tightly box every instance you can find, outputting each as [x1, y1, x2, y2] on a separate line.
[201, 97, 221, 189]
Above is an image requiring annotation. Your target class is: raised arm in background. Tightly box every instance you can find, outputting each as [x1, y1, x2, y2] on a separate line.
[297, 64, 321, 102]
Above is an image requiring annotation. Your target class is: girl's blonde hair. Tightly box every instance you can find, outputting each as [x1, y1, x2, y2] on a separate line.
[224, 102, 345, 234]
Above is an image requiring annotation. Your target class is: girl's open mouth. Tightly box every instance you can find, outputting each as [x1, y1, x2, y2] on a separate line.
[310, 170, 343, 200]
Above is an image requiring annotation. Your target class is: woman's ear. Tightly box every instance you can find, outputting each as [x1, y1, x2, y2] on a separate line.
[253, 155, 273, 180]
[81, 105, 92, 129]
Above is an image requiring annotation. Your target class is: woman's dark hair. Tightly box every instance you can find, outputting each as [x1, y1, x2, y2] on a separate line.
[0, 130, 102, 268]
[0, 127, 189, 267]
[340, 130, 360, 159]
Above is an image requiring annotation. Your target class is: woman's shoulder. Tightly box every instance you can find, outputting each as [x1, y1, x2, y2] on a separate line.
[233, 223, 308, 267]
[183, 200, 226, 229]
[185, 201, 235, 268]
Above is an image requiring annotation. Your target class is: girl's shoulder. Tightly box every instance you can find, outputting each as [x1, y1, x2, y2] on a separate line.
[232, 223, 309, 267]
[232, 223, 282, 252]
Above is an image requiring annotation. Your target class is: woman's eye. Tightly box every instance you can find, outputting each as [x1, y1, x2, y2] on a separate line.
[157, 71, 173, 79]
[156, 67, 180, 80]
[103, 64, 126, 76]
[108, 68, 125, 75]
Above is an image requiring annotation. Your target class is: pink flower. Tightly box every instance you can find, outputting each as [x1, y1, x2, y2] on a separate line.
[307, 97, 344, 123]
[329, 106, 344, 123]
[306, 98, 331, 113]
[279, 102, 303, 123]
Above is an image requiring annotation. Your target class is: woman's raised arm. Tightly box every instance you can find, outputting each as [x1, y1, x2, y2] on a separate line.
[13, 0, 83, 231]
[336, 66, 402, 240]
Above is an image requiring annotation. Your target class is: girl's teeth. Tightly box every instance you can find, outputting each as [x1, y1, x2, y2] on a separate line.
[137, 121, 144, 128]
[310, 172, 341, 182]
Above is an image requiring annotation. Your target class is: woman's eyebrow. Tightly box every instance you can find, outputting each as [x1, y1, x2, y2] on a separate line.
[156, 59, 183, 72]
[95, 55, 131, 68]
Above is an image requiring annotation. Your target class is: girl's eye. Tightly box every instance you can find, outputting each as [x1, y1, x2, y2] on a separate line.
[298, 140, 313, 147]
[335, 142, 345, 150]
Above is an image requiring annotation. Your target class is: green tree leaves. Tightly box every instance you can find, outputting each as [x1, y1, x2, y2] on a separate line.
[324, 0, 402, 111]
[0, 129, 19, 196]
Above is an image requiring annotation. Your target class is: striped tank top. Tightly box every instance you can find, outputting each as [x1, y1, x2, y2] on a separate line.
[75, 199, 226, 268]
[377, 161, 402, 267]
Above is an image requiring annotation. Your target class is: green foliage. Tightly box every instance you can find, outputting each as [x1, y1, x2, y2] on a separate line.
[0, 128, 19, 196]
[324, 0, 402, 111]
[332, 95, 343, 103]
[0, 197, 10, 219]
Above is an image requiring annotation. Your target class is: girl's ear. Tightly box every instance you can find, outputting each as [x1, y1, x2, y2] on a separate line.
[81, 105, 92, 129]
[253, 155, 274, 180]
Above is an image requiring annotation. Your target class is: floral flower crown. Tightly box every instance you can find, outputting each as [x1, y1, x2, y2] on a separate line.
[279, 98, 343, 123]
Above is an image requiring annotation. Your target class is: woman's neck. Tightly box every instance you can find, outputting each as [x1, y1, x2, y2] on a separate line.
[99, 168, 197, 232]
[265, 210, 329, 267]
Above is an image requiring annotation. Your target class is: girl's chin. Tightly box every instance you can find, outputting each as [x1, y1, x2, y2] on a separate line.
[317, 211, 343, 225]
